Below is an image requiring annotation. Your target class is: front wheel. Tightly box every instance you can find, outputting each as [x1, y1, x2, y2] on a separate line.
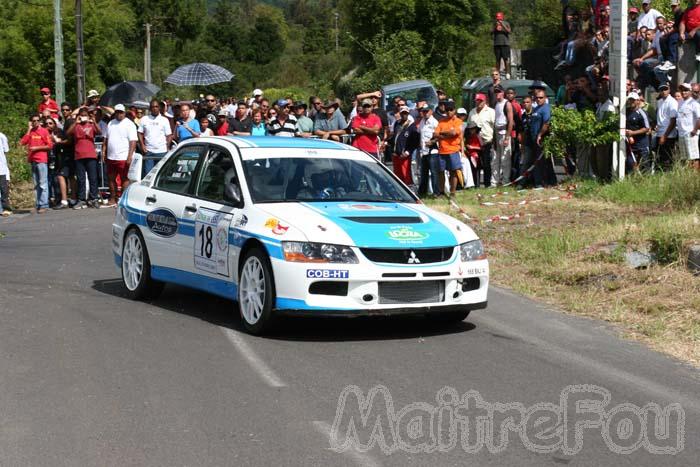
[238, 247, 276, 335]
[121, 228, 164, 300]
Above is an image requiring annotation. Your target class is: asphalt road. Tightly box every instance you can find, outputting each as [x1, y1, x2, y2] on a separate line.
[1, 209, 698, 467]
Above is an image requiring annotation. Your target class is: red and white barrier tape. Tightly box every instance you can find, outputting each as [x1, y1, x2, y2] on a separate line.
[479, 191, 574, 206]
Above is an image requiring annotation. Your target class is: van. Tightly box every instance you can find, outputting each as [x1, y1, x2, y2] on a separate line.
[461, 78, 556, 113]
[381, 80, 439, 111]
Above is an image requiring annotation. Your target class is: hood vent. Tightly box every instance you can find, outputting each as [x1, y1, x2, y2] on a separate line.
[342, 216, 422, 224]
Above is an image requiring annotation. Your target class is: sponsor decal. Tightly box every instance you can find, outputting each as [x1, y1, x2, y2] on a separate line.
[233, 214, 248, 228]
[306, 269, 350, 279]
[458, 265, 464, 276]
[146, 208, 178, 237]
[464, 267, 487, 275]
[265, 217, 289, 235]
[386, 225, 429, 244]
[195, 208, 233, 277]
[338, 203, 390, 211]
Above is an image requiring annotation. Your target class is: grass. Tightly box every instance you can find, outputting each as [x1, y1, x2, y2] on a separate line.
[426, 168, 700, 365]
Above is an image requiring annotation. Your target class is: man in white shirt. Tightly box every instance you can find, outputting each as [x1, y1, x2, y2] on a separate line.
[417, 103, 439, 196]
[638, 0, 663, 31]
[467, 93, 496, 187]
[138, 99, 173, 176]
[675, 83, 700, 168]
[0, 130, 11, 216]
[102, 104, 137, 205]
[491, 86, 514, 186]
[655, 84, 678, 170]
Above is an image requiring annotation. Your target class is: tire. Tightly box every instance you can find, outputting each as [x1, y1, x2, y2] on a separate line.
[426, 309, 471, 323]
[238, 247, 276, 335]
[121, 228, 164, 300]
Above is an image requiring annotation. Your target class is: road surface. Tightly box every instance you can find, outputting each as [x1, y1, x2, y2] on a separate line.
[1, 209, 698, 466]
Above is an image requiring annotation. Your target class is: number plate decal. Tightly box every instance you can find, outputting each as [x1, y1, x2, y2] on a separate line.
[194, 208, 233, 277]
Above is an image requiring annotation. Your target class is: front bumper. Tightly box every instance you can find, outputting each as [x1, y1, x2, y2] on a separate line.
[276, 301, 488, 317]
[271, 257, 489, 313]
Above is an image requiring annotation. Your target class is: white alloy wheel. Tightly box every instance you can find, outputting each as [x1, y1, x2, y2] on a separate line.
[239, 256, 266, 325]
[123, 231, 144, 291]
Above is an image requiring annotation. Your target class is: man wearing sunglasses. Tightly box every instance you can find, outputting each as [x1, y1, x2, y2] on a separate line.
[37, 87, 59, 120]
[20, 114, 54, 213]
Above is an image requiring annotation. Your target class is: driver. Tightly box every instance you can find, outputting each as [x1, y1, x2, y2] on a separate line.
[310, 169, 346, 199]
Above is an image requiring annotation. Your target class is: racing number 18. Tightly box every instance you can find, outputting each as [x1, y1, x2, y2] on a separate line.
[198, 225, 213, 258]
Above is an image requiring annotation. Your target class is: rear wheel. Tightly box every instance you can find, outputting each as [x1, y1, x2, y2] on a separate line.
[122, 228, 164, 300]
[238, 247, 276, 335]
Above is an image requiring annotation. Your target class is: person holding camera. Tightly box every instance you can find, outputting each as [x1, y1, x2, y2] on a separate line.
[67, 107, 101, 209]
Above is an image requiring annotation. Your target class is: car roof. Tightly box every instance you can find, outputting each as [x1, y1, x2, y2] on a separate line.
[382, 79, 434, 93]
[195, 136, 358, 151]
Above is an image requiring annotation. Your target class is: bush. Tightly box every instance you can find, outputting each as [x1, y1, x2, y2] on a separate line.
[542, 107, 619, 159]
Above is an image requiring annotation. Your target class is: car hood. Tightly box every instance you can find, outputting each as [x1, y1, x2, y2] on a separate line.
[254, 201, 468, 248]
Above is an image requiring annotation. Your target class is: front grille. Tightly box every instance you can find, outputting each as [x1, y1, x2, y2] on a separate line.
[309, 281, 349, 296]
[360, 247, 455, 264]
[342, 216, 422, 224]
[378, 281, 444, 305]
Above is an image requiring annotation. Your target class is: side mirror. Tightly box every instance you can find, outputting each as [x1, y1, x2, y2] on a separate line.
[224, 182, 244, 207]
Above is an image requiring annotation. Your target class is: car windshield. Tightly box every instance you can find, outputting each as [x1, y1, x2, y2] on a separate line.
[384, 85, 438, 111]
[241, 156, 416, 204]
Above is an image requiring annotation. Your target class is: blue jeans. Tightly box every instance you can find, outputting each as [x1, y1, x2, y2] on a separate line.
[428, 153, 442, 195]
[143, 151, 167, 177]
[32, 162, 49, 209]
[75, 158, 98, 201]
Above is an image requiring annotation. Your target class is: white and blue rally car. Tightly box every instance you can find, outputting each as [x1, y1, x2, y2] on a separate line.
[113, 136, 488, 334]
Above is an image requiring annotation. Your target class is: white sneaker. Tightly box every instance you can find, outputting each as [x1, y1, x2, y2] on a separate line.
[664, 61, 676, 70]
[695, 53, 700, 62]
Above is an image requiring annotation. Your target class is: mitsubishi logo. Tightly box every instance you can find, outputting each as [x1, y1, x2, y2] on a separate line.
[408, 251, 420, 264]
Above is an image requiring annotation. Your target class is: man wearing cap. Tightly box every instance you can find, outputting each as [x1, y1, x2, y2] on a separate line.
[215, 109, 230, 136]
[638, 0, 663, 32]
[103, 104, 138, 205]
[432, 101, 463, 197]
[492, 12, 512, 78]
[625, 91, 652, 172]
[654, 84, 678, 171]
[248, 89, 264, 108]
[417, 104, 440, 196]
[349, 99, 382, 156]
[86, 89, 100, 108]
[293, 102, 314, 137]
[268, 99, 298, 137]
[38, 87, 59, 120]
[676, 83, 700, 169]
[138, 99, 172, 176]
[228, 101, 253, 136]
[467, 93, 495, 187]
[491, 86, 514, 185]
[314, 100, 348, 141]
[391, 106, 420, 186]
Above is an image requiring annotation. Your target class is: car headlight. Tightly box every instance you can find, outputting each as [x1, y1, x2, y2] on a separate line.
[282, 241, 359, 263]
[460, 240, 486, 262]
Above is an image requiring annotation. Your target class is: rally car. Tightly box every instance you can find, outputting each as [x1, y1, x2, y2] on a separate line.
[113, 136, 488, 334]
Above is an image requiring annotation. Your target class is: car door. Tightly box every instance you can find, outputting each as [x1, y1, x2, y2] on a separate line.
[183, 144, 244, 284]
[141, 144, 207, 271]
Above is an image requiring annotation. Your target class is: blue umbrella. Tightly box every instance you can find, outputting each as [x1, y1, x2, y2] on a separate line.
[164, 63, 234, 86]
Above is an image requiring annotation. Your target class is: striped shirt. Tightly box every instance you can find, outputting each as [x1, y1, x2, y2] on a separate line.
[268, 115, 298, 137]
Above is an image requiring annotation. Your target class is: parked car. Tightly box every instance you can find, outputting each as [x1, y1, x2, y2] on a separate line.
[461, 78, 556, 113]
[381, 80, 439, 111]
[113, 136, 489, 334]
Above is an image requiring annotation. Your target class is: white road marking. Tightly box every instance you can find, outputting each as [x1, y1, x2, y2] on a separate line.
[312, 421, 382, 467]
[220, 327, 286, 388]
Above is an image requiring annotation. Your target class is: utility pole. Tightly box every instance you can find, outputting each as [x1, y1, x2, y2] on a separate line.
[610, 0, 628, 180]
[144, 22, 152, 83]
[75, 0, 86, 104]
[53, 0, 65, 104]
[334, 12, 339, 53]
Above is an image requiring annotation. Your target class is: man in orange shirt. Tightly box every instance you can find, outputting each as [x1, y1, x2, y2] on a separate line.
[432, 101, 463, 197]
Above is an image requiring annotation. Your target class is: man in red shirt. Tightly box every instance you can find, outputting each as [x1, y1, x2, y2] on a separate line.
[20, 114, 53, 212]
[37, 87, 60, 120]
[680, 0, 700, 60]
[350, 99, 382, 156]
